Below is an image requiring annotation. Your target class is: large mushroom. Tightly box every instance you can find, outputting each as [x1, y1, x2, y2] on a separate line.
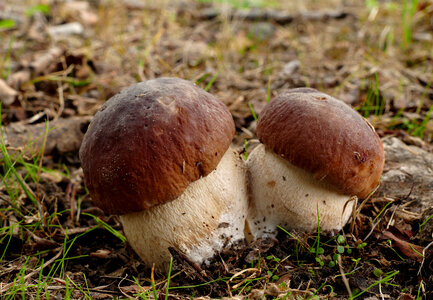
[79, 77, 248, 271]
[246, 88, 384, 238]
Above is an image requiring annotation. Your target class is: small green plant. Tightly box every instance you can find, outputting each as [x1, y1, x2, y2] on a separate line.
[419, 214, 433, 232]
[365, 0, 379, 11]
[416, 280, 425, 300]
[243, 139, 248, 160]
[265, 255, 282, 281]
[357, 241, 368, 249]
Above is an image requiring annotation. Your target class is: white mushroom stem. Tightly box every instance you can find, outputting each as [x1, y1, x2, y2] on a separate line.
[246, 144, 356, 240]
[120, 148, 248, 272]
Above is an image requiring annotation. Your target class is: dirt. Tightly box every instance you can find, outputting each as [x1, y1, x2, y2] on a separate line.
[1, 0, 433, 299]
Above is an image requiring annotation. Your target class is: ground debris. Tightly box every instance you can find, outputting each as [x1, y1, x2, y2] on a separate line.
[379, 137, 433, 213]
[2, 116, 91, 159]
[0, 79, 18, 106]
[195, 7, 351, 24]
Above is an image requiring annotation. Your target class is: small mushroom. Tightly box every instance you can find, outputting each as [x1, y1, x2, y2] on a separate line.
[246, 88, 384, 238]
[79, 78, 248, 271]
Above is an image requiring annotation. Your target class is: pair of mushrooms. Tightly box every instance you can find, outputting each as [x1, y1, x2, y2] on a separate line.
[79, 78, 384, 271]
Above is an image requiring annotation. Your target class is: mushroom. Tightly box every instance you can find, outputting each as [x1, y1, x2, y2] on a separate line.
[246, 88, 384, 238]
[79, 77, 248, 271]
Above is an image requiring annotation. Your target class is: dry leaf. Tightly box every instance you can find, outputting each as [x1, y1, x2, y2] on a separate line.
[382, 231, 424, 262]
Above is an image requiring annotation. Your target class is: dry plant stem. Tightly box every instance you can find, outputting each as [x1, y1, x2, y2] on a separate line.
[55, 81, 65, 121]
[338, 254, 352, 297]
[229, 268, 260, 289]
[418, 237, 433, 276]
[349, 185, 378, 234]
[363, 199, 394, 241]
[118, 273, 133, 299]
[36, 119, 49, 206]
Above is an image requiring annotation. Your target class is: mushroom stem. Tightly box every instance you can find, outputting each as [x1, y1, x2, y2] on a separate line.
[246, 144, 356, 239]
[120, 148, 248, 271]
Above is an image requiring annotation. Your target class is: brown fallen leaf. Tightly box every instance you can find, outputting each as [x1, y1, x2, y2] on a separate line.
[29, 233, 60, 251]
[90, 249, 112, 259]
[119, 284, 151, 295]
[2, 116, 91, 159]
[0, 79, 18, 106]
[62, 1, 99, 25]
[382, 231, 424, 262]
[29, 47, 65, 75]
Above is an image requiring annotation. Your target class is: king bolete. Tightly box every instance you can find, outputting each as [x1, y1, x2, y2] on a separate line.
[80, 78, 248, 271]
[246, 88, 384, 238]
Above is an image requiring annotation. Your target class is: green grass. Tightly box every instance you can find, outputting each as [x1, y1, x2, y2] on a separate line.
[0, 19, 16, 30]
[401, 0, 419, 48]
[81, 212, 126, 243]
[26, 4, 50, 17]
[0, 35, 14, 79]
[357, 73, 385, 120]
[0, 106, 127, 299]
[248, 103, 258, 121]
[419, 214, 433, 232]
[204, 71, 220, 92]
[349, 270, 399, 299]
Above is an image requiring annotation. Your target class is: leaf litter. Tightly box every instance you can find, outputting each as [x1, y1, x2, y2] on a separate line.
[1, 0, 433, 298]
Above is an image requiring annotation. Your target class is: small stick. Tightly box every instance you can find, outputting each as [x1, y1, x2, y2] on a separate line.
[338, 255, 352, 297]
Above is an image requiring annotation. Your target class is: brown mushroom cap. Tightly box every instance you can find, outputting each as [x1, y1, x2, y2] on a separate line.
[256, 88, 384, 199]
[79, 78, 235, 214]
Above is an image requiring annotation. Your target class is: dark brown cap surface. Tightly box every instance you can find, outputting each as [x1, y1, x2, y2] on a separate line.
[79, 78, 235, 214]
[256, 88, 384, 199]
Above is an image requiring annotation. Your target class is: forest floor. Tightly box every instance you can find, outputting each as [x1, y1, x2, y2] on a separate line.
[1, 0, 433, 299]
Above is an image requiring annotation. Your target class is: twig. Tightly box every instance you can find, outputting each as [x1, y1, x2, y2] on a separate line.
[418, 235, 433, 276]
[386, 205, 398, 229]
[379, 276, 385, 300]
[350, 184, 378, 234]
[337, 255, 352, 297]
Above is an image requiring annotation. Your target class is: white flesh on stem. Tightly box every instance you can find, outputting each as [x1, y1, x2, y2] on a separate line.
[120, 148, 248, 272]
[246, 144, 356, 240]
